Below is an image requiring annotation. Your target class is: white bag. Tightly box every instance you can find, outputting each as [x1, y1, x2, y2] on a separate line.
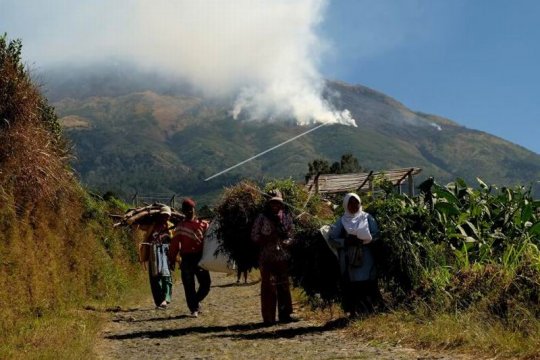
[341, 214, 372, 242]
[355, 215, 372, 242]
[319, 225, 338, 259]
[199, 220, 236, 274]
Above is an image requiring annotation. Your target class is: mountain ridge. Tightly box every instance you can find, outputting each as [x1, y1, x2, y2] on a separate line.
[44, 65, 539, 202]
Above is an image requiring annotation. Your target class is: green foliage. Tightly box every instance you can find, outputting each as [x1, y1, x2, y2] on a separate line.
[0, 34, 63, 144]
[306, 153, 362, 178]
[366, 177, 540, 329]
[331, 153, 363, 174]
[306, 158, 330, 177]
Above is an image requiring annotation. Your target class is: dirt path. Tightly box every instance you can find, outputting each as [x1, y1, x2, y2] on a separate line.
[95, 272, 461, 359]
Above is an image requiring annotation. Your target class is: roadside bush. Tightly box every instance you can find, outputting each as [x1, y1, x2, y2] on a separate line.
[366, 177, 540, 331]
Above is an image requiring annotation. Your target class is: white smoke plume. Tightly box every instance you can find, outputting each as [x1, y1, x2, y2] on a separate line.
[3, 0, 356, 126]
[128, 0, 355, 126]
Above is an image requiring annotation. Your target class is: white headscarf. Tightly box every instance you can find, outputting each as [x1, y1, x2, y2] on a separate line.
[341, 193, 372, 241]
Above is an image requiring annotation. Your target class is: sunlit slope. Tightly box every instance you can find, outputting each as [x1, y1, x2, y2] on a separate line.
[52, 75, 540, 199]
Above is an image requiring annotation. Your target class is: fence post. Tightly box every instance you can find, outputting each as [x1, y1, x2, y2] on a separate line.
[408, 173, 414, 196]
[131, 192, 138, 206]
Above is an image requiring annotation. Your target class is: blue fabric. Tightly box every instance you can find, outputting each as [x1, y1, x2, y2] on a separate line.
[150, 243, 171, 277]
[328, 214, 380, 282]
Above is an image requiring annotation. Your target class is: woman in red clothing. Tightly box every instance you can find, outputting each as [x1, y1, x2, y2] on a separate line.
[169, 198, 211, 317]
[251, 190, 296, 325]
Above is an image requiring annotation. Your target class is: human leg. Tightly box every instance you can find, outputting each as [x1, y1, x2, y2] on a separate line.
[163, 275, 173, 304]
[195, 266, 211, 304]
[354, 281, 374, 315]
[275, 261, 293, 321]
[365, 279, 384, 312]
[180, 254, 199, 312]
[149, 270, 164, 307]
[259, 265, 277, 324]
[341, 275, 354, 316]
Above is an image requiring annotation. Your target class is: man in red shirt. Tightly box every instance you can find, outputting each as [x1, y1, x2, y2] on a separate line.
[169, 198, 211, 317]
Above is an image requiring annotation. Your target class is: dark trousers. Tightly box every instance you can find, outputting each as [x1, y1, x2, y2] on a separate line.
[342, 279, 383, 316]
[260, 259, 292, 323]
[180, 252, 211, 312]
[149, 272, 172, 307]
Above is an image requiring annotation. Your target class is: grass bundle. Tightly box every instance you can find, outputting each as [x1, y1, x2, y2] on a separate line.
[215, 179, 341, 306]
[288, 220, 342, 307]
[215, 181, 265, 272]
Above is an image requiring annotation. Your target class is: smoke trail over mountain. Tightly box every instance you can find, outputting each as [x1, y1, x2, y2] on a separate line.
[3, 0, 355, 126]
[128, 0, 355, 126]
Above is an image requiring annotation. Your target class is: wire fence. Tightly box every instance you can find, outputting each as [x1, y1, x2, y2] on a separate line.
[131, 193, 179, 208]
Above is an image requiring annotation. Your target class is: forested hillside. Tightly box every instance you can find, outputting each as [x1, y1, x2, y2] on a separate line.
[44, 64, 540, 202]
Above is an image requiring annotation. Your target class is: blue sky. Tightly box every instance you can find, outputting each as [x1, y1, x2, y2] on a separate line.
[1, 0, 539, 153]
[322, 0, 540, 154]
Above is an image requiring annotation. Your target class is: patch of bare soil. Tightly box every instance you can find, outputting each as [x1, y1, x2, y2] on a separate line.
[95, 273, 467, 359]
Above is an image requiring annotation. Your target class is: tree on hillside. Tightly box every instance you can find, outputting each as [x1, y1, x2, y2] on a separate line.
[306, 153, 362, 178]
[306, 158, 331, 177]
[330, 153, 362, 174]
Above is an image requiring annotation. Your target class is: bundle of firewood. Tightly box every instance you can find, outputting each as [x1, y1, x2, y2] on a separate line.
[112, 203, 184, 228]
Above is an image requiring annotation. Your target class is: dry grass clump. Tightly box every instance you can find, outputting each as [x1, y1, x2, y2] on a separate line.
[0, 36, 141, 357]
[0, 35, 72, 212]
[347, 310, 540, 359]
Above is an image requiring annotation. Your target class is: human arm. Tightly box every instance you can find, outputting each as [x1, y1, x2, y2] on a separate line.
[367, 214, 380, 242]
[251, 215, 264, 244]
[328, 219, 346, 249]
[168, 233, 180, 270]
[361, 214, 380, 245]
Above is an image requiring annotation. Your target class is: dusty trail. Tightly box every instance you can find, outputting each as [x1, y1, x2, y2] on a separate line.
[95, 272, 459, 359]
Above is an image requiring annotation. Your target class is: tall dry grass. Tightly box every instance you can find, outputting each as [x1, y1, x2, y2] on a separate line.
[0, 35, 141, 358]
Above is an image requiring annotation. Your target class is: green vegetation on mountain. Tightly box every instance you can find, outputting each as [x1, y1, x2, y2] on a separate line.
[49, 72, 540, 203]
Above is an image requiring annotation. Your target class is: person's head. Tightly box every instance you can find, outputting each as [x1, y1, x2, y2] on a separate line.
[159, 205, 172, 222]
[343, 193, 361, 215]
[267, 189, 284, 214]
[181, 198, 196, 220]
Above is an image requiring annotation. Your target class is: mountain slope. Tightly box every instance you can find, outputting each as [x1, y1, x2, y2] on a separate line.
[49, 68, 540, 202]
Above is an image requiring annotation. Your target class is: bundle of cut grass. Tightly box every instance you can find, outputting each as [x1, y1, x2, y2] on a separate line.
[216, 179, 341, 306]
[215, 181, 265, 272]
[288, 218, 342, 307]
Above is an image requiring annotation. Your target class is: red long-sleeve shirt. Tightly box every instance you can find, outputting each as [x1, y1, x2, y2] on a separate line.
[169, 218, 209, 262]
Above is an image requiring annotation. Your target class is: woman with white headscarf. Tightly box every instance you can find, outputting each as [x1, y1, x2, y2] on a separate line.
[328, 193, 382, 317]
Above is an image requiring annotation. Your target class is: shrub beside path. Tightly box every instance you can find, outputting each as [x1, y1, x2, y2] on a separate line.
[95, 273, 465, 359]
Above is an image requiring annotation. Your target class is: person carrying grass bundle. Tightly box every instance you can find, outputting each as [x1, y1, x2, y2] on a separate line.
[328, 193, 382, 317]
[169, 198, 211, 318]
[251, 190, 297, 325]
[144, 205, 174, 309]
